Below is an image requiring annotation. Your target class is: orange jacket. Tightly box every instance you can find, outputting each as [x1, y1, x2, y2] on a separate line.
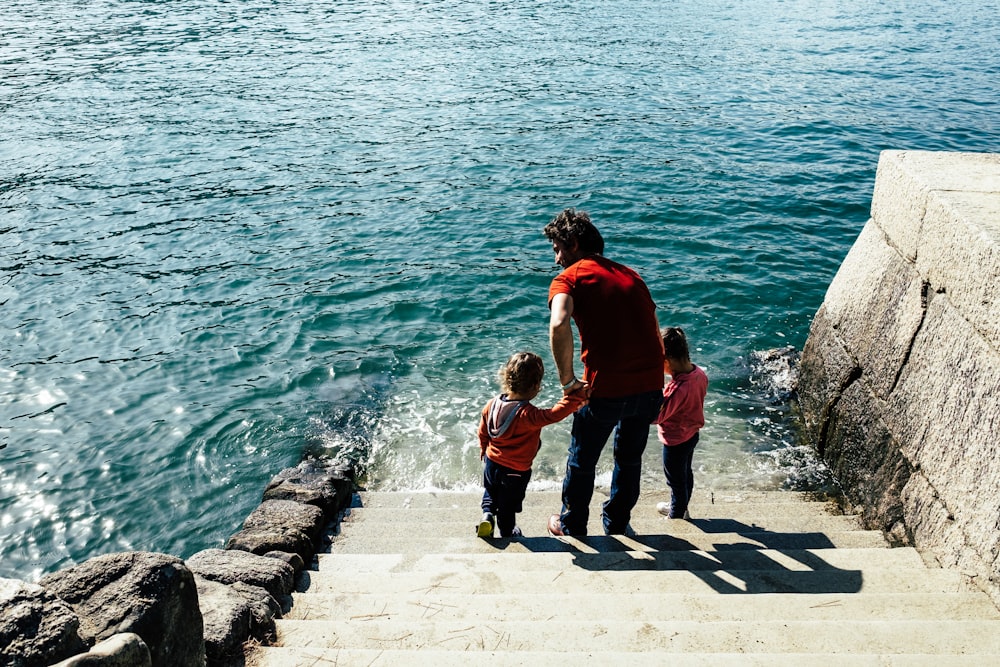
[478, 391, 587, 472]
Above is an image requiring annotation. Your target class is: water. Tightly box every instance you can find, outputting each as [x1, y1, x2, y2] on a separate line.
[2, 0, 998, 581]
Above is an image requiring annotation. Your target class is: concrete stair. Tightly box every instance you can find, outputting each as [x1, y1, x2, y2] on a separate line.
[247, 489, 1000, 665]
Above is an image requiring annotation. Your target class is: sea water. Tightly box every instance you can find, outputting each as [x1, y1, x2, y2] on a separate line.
[1, 0, 998, 581]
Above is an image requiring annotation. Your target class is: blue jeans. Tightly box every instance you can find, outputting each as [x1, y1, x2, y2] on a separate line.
[482, 457, 531, 537]
[663, 432, 699, 518]
[557, 389, 663, 535]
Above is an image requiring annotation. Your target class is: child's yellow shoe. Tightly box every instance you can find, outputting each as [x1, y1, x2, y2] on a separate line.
[476, 512, 495, 538]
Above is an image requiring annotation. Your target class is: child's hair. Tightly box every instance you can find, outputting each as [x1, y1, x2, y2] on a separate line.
[662, 327, 690, 361]
[499, 352, 544, 395]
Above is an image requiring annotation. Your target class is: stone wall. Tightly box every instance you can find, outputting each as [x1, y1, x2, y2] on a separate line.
[799, 150, 1000, 604]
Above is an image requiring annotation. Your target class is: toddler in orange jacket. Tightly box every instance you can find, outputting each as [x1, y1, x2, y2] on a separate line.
[477, 351, 588, 538]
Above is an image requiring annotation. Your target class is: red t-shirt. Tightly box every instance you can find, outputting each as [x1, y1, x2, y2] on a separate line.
[548, 255, 664, 398]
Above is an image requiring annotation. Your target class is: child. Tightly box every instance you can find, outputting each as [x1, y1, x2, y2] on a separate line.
[477, 351, 588, 538]
[652, 327, 708, 520]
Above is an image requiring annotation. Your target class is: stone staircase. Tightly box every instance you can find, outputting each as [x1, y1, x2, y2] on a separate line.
[248, 489, 1000, 665]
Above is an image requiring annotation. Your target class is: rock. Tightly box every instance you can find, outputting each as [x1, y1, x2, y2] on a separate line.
[226, 499, 325, 562]
[262, 458, 354, 521]
[194, 577, 278, 666]
[748, 345, 800, 403]
[186, 548, 294, 600]
[0, 578, 87, 666]
[242, 499, 325, 545]
[263, 551, 305, 574]
[39, 552, 205, 667]
[225, 526, 315, 563]
[49, 633, 151, 667]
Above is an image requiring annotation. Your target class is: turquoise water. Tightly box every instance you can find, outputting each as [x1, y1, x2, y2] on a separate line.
[2, 0, 998, 581]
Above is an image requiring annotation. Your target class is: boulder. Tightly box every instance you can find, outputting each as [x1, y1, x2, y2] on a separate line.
[262, 551, 305, 574]
[262, 458, 354, 521]
[226, 499, 325, 562]
[241, 499, 325, 545]
[0, 578, 87, 666]
[186, 548, 294, 600]
[39, 552, 205, 667]
[49, 633, 151, 667]
[225, 527, 315, 563]
[194, 577, 278, 666]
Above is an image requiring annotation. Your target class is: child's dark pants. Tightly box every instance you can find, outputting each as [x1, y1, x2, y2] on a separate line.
[662, 432, 699, 518]
[482, 457, 532, 537]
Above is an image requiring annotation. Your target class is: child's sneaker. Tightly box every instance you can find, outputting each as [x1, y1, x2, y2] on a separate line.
[656, 502, 689, 520]
[476, 512, 495, 538]
[504, 526, 523, 539]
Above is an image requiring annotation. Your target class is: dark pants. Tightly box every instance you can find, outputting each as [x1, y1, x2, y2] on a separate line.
[662, 432, 699, 518]
[481, 457, 531, 537]
[557, 389, 663, 535]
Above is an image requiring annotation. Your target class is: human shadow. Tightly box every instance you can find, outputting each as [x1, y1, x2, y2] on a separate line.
[517, 517, 864, 595]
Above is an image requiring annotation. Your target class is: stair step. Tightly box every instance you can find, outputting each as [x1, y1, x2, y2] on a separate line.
[251, 648, 991, 667]
[339, 514, 865, 536]
[272, 619, 1000, 654]
[295, 566, 966, 596]
[313, 547, 926, 573]
[355, 490, 845, 510]
[285, 591, 1000, 622]
[321, 530, 889, 553]
[350, 501, 848, 520]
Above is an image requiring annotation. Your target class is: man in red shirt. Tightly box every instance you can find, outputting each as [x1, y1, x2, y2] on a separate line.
[544, 208, 665, 536]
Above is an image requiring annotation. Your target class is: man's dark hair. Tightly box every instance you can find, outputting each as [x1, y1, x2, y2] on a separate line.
[543, 208, 605, 255]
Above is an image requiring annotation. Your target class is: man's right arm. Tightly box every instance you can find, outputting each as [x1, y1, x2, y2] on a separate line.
[549, 292, 583, 395]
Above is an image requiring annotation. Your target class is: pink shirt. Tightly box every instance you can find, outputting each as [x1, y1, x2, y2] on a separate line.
[653, 364, 708, 446]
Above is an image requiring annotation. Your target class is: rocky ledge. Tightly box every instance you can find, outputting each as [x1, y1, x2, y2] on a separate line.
[0, 457, 354, 667]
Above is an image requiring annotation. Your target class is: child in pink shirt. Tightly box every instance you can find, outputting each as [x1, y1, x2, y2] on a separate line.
[652, 327, 708, 519]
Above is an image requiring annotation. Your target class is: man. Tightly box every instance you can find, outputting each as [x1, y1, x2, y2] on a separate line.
[544, 208, 664, 536]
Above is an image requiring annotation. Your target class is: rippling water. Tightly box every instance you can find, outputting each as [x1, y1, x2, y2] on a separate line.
[1, 0, 998, 580]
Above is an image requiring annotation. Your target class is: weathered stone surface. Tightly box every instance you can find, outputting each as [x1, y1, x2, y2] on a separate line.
[822, 381, 911, 541]
[884, 296, 1000, 575]
[262, 551, 305, 574]
[262, 458, 354, 521]
[901, 474, 999, 596]
[917, 190, 1000, 349]
[797, 305, 860, 451]
[187, 548, 294, 600]
[225, 527, 314, 562]
[49, 633, 152, 667]
[242, 499, 325, 545]
[226, 499, 326, 562]
[0, 578, 87, 667]
[870, 150, 1000, 261]
[817, 219, 925, 399]
[799, 149, 1000, 606]
[39, 552, 205, 667]
[195, 576, 278, 666]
